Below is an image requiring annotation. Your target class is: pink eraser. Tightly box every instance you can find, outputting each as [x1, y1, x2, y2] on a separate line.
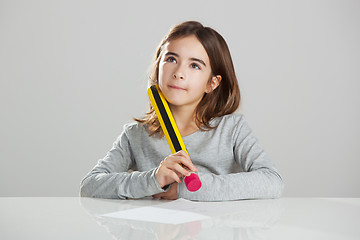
[184, 173, 202, 192]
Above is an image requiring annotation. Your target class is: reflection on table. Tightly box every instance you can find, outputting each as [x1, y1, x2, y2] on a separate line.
[1, 197, 359, 239]
[80, 197, 284, 240]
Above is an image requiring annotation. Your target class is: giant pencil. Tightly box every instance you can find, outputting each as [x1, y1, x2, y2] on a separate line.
[147, 85, 202, 192]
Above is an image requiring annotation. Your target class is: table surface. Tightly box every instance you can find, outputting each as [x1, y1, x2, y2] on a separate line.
[1, 197, 359, 240]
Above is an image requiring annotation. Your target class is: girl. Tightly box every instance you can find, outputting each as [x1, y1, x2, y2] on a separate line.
[80, 21, 284, 201]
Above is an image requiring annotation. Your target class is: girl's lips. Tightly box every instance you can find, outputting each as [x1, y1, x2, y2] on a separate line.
[169, 85, 186, 90]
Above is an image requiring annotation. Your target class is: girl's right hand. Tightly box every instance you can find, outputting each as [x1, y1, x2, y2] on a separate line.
[155, 150, 198, 188]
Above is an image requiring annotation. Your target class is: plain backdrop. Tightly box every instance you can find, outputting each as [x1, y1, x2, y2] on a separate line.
[1, 0, 359, 197]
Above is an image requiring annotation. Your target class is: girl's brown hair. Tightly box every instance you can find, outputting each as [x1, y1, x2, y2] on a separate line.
[135, 21, 241, 136]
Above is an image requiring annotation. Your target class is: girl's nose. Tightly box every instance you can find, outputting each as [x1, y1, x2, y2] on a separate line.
[173, 73, 184, 80]
[173, 66, 185, 80]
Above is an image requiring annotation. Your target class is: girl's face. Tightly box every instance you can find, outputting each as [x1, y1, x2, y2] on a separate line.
[158, 35, 217, 110]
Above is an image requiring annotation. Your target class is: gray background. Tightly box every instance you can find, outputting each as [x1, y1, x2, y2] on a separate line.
[1, 0, 359, 197]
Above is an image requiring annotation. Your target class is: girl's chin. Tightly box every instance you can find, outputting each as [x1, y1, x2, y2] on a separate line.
[168, 100, 200, 109]
[167, 101, 185, 107]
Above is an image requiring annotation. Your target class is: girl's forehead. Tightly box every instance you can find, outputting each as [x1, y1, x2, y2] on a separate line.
[162, 36, 209, 62]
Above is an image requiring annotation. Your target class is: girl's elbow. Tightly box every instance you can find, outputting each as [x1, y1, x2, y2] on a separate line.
[80, 186, 90, 197]
[79, 178, 94, 198]
[273, 175, 285, 198]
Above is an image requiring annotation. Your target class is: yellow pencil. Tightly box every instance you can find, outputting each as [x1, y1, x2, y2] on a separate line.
[147, 85, 202, 192]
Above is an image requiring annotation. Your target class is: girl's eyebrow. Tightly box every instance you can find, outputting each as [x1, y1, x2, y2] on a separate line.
[165, 52, 207, 67]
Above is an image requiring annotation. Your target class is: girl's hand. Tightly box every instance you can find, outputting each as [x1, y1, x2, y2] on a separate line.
[155, 150, 198, 188]
[152, 183, 178, 200]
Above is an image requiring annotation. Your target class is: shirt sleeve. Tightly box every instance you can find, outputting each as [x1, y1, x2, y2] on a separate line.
[178, 115, 284, 201]
[80, 125, 165, 199]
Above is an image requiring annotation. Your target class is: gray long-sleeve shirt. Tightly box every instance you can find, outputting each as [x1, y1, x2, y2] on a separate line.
[80, 114, 284, 201]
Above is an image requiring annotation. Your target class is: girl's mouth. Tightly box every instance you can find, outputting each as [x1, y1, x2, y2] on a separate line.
[169, 85, 186, 91]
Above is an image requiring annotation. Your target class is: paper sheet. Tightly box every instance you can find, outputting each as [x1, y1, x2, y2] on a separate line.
[101, 198, 209, 225]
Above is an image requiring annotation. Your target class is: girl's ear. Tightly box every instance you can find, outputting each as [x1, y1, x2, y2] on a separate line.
[205, 75, 222, 93]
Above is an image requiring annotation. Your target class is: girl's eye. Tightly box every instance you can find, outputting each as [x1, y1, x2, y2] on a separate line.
[166, 57, 177, 63]
[191, 63, 200, 70]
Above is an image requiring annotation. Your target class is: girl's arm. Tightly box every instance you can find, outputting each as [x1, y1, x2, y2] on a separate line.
[80, 126, 165, 199]
[177, 115, 284, 201]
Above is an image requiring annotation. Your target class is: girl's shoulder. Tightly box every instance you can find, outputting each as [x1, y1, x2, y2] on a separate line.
[121, 121, 149, 138]
[210, 113, 246, 128]
[121, 114, 247, 137]
[123, 121, 143, 130]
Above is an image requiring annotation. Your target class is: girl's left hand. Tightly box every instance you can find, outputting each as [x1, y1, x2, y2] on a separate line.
[152, 182, 178, 200]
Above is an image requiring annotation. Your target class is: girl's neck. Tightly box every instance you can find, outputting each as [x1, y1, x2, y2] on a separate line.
[169, 104, 199, 137]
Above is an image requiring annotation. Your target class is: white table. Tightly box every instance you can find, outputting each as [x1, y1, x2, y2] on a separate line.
[1, 197, 359, 239]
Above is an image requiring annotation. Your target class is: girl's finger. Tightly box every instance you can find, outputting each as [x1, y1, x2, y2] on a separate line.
[174, 152, 198, 172]
[164, 155, 195, 175]
[172, 161, 192, 177]
[164, 168, 181, 183]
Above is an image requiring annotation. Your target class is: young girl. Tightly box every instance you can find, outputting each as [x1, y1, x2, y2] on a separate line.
[80, 21, 284, 201]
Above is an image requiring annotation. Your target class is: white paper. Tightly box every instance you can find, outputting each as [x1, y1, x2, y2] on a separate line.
[101, 198, 209, 225]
